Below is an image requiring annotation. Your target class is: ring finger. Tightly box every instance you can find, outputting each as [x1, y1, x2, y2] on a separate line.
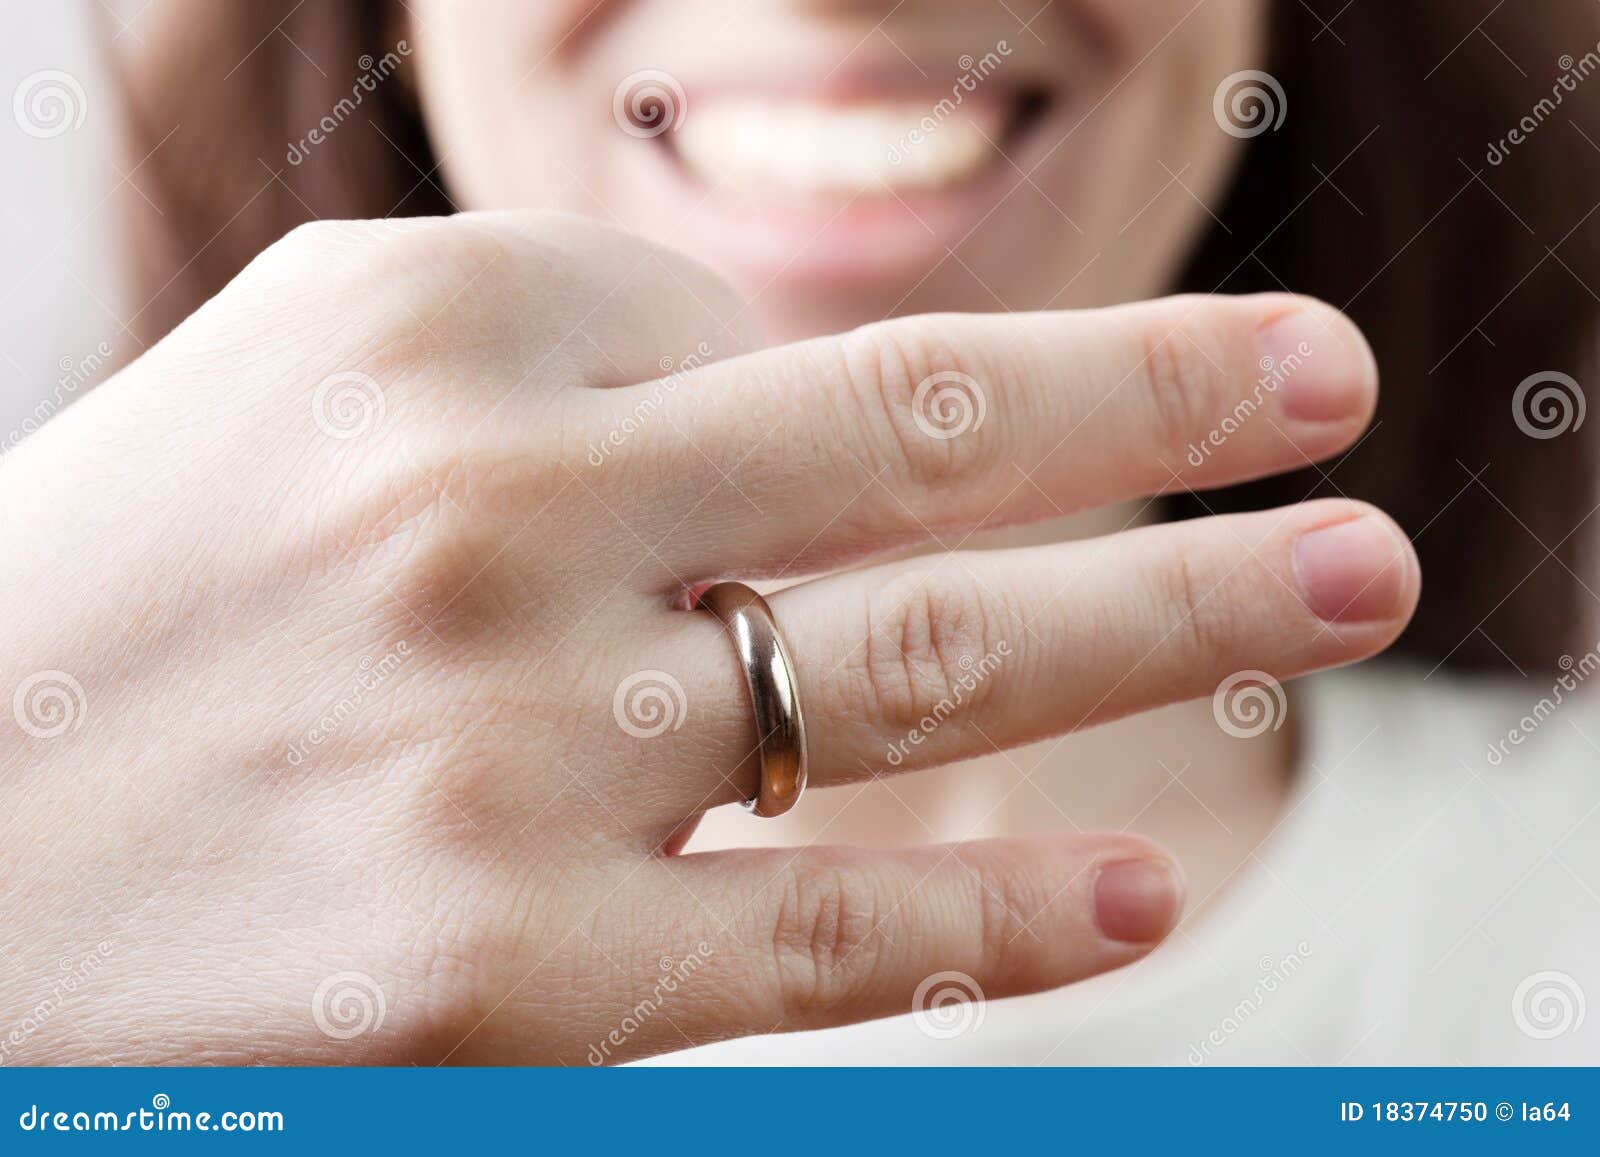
[668, 497, 1417, 817]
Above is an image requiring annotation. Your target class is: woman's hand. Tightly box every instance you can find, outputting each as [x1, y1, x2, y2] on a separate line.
[0, 212, 1416, 1064]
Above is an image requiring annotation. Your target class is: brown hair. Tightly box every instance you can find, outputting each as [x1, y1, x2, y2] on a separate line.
[117, 0, 1600, 671]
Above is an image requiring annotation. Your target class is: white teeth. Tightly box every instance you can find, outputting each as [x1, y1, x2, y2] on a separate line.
[673, 98, 1005, 195]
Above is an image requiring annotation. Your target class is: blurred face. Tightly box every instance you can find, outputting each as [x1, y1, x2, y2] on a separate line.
[407, 0, 1268, 340]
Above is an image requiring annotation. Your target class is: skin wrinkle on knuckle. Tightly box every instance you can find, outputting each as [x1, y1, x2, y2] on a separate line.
[839, 319, 995, 492]
[1139, 318, 1222, 465]
[969, 857, 1033, 984]
[851, 571, 1009, 741]
[419, 868, 607, 1060]
[261, 218, 545, 363]
[412, 790, 613, 999]
[287, 427, 545, 641]
[768, 859, 887, 1018]
[333, 456, 516, 643]
[255, 218, 419, 284]
[398, 725, 517, 841]
[1157, 543, 1239, 674]
[386, 896, 499, 1058]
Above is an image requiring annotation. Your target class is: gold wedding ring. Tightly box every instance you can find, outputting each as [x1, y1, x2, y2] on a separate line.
[698, 581, 808, 818]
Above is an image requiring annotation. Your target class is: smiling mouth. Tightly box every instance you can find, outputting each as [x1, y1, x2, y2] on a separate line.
[660, 86, 1056, 199]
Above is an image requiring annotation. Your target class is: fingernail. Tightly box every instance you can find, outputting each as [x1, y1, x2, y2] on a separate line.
[1292, 514, 1412, 623]
[1256, 308, 1376, 422]
[1094, 858, 1183, 944]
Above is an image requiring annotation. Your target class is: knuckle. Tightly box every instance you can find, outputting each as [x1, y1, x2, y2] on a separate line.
[850, 572, 1011, 738]
[970, 861, 1032, 971]
[403, 734, 533, 853]
[474, 208, 644, 254]
[307, 451, 527, 647]
[371, 222, 522, 339]
[371, 907, 492, 1060]
[839, 319, 998, 490]
[229, 219, 480, 359]
[1139, 319, 1222, 461]
[274, 218, 365, 260]
[391, 861, 581, 1061]
[247, 217, 513, 336]
[383, 518, 517, 649]
[399, 940, 496, 1060]
[252, 218, 430, 279]
[1154, 546, 1238, 668]
[223, 220, 341, 298]
[769, 858, 886, 1015]
[278, 832, 509, 1061]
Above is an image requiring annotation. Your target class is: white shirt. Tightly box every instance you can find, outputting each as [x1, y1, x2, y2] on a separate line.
[652, 663, 1600, 1064]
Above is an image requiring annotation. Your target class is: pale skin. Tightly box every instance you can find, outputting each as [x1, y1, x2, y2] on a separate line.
[0, 1, 1419, 1063]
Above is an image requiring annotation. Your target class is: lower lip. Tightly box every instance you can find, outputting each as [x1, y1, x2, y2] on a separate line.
[610, 99, 1068, 288]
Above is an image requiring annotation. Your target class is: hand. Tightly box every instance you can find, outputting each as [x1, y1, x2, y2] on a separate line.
[0, 212, 1416, 1065]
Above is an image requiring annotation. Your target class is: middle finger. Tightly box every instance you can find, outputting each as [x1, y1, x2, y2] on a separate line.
[594, 292, 1376, 579]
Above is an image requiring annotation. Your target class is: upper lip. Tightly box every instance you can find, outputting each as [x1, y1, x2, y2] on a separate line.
[662, 54, 1066, 104]
[652, 54, 1070, 169]
[635, 22, 1076, 102]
